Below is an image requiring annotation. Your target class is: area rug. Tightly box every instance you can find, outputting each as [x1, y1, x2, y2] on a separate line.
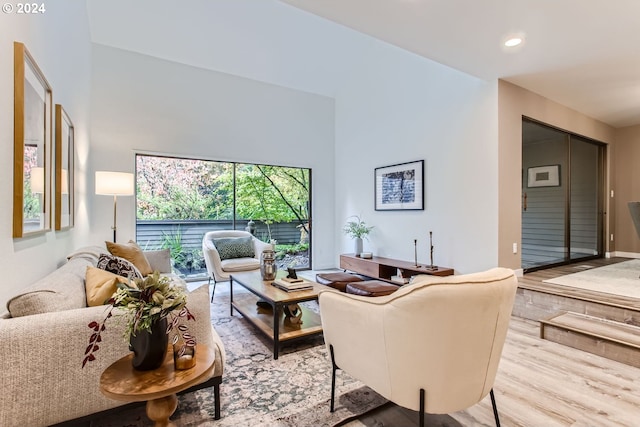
[543, 259, 640, 298]
[90, 280, 387, 426]
[341, 410, 463, 427]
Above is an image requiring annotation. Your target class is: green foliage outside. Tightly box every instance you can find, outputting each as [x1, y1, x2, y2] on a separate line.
[137, 155, 311, 272]
[160, 226, 206, 272]
[234, 164, 309, 241]
[275, 243, 309, 260]
[137, 157, 234, 220]
[160, 226, 185, 267]
[136, 156, 310, 234]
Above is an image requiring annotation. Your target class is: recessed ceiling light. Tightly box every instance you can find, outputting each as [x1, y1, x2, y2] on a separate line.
[504, 37, 522, 47]
[501, 32, 526, 52]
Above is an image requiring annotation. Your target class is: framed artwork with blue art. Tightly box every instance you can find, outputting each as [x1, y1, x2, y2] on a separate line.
[374, 160, 424, 211]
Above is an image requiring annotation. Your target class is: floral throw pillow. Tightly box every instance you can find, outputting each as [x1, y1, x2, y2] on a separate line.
[97, 253, 143, 280]
[213, 236, 255, 261]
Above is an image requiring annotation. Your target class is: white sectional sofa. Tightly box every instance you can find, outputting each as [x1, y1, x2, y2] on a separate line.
[0, 245, 225, 427]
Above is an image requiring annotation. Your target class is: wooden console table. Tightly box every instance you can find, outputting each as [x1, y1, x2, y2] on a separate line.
[340, 253, 453, 282]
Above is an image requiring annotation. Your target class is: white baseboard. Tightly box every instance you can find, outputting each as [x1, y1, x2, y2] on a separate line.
[513, 268, 524, 277]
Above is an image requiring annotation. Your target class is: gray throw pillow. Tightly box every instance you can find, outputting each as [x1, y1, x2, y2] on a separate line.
[213, 236, 255, 260]
[144, 249, 172, 273]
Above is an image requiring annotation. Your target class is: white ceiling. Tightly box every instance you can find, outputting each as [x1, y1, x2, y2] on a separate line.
[282, 0, 640, 129]
[87, 0, 640, 128]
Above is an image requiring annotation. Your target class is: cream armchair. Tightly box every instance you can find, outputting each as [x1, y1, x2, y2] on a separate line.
[319, 267, 518, 427]
[202, 230, 273, 298]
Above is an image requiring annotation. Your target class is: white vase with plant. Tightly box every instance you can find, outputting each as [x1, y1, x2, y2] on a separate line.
[343, 215, 374, 256]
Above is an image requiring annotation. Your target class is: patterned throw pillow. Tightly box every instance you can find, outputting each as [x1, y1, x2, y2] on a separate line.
[97, 253, 142, 280]
[213, 236, 255, 261]
[106, 240, 153, 276]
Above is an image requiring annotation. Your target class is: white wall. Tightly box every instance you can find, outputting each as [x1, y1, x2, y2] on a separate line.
[0, 4, 92, 308]
[90, 44, 336, 268]
[87, 0, 359, 100]
[334, 44, 498, 273]
[0, 2, 502, 312]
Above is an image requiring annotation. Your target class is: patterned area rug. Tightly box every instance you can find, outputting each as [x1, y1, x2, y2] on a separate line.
[90, 280, 387, 426]
[342, 410, 463, 427]
[543, 259, 640, 298]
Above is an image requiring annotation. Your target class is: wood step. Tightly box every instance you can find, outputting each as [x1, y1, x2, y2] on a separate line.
[540, 311, 640, 368]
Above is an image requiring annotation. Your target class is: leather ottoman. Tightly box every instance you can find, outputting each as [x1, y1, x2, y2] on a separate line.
[316, 272, 364, 292]
[346, 280, 399, 297]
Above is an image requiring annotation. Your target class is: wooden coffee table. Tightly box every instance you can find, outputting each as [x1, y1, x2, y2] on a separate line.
[100, 345, 216, 426]
[230, 271, 323, 359]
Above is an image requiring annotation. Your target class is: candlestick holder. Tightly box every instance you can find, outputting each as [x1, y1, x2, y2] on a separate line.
[428, 231, 437, 270]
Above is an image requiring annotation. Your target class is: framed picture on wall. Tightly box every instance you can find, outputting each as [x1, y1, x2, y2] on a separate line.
[13, 41, 53, 238]
[527, 165, 560, 187]
[375, 160, 424, 211]
[55, 104, 74, 230]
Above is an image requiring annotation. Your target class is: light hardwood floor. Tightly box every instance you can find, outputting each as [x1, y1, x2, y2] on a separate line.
[517, 257, 640, 315]
[349, 316, 640, 427]
[348, 260, 640, 427]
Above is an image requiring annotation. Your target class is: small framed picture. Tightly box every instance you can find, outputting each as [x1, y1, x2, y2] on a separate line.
[375, 160, 424, 211]
[527, 165, 560, 187]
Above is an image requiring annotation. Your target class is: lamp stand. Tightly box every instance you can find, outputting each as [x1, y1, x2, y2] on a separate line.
[112, 195, 118, 242]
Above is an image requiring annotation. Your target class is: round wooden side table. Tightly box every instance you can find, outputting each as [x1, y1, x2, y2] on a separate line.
[100, 345, 215, 427]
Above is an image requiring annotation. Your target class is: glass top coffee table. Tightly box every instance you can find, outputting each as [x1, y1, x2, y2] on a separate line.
[230, 271, 324, 359]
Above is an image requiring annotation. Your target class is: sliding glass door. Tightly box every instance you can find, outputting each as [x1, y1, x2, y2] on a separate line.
[521, 119, 604, 271]
[569, 136, 603, 263]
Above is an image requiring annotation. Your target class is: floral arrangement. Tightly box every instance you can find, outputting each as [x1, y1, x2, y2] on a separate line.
[343, 215, 374, 240]
[82, 272, 195, 368]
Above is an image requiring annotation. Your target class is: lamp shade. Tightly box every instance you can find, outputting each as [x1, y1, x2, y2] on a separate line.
[95, 171, 134, 196]
[30, 167, 45, 194]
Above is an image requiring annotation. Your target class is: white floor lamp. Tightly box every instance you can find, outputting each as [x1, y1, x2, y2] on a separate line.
[95, 171, 134, 242]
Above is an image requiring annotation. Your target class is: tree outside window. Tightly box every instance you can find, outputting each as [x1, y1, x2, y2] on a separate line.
[135, 155, 311, 278]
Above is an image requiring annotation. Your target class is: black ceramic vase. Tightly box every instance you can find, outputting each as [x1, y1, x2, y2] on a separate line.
[129, 317, 168, 371]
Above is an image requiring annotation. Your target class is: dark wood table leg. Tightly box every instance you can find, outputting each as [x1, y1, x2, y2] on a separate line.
[273, 303, 280, 359]
[229, 276, 234, 316]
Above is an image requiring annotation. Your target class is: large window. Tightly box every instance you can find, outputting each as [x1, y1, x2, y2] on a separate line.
[135, 154, 311, 280]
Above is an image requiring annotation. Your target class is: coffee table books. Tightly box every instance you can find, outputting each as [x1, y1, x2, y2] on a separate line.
[272, 278, 314, 292]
